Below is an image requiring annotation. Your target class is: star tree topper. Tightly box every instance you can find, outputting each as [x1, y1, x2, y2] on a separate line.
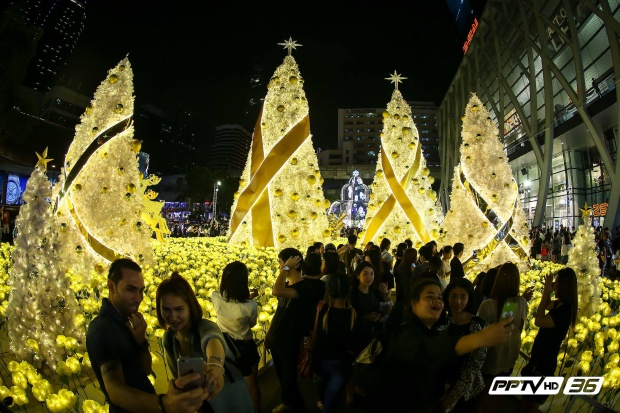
[278, 37, 302, 56]
[35, 147, 53, 171]
[386, 70, 407, 90]
[580, 202, 592, 220]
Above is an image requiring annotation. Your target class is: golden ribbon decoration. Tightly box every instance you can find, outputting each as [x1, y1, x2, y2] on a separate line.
[458, 169, 529, 273]
[229, 109, 310, 246]
[65, 195, 123, 262]
[363, 144, 429, 243]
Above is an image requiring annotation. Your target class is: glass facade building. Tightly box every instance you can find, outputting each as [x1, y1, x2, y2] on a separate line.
[438, 0, 620, 230]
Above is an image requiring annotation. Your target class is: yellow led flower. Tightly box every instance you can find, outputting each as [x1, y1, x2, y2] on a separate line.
[26, 339, 39, 353]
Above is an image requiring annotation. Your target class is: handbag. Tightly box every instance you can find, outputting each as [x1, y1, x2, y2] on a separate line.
[297, 301, 325, 378]
[355, 336, 383, 364]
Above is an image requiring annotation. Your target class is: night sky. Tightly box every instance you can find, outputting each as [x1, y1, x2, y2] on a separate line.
[61, 0, 480, 151]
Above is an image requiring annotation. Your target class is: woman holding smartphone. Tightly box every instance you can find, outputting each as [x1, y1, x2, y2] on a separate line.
[519, 268, 577, 412]
[157, 272, 254, 413]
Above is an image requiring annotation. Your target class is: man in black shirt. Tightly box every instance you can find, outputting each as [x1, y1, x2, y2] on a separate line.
[450, 243, 466, 281]
[266, 249, 326, 413]
[87, 259, 207, 413]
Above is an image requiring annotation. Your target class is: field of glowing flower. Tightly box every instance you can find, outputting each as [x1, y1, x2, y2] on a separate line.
[0, 240, 618, 411]
[516, 260, 620, 409]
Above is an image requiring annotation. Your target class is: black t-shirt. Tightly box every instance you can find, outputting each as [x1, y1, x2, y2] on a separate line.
[266, 278, 326, 350]
[313, 306, 358, 362]
[86, 299, 155, 413]
[395, 264, 413, 303]
[351, 288, 381, 348]
[527, 301, 573, 375]
[364, 314, 459, 413]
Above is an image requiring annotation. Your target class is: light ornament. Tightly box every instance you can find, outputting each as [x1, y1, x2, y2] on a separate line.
[362, 72, 443, 245]
[228, 42, 329, 249]
[440, 94, 530, 275]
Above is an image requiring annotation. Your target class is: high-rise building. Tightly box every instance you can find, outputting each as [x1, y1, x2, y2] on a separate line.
[322, 104, 440, 170]
[209, 125, 251, 174]
[8, 0, 87, 92]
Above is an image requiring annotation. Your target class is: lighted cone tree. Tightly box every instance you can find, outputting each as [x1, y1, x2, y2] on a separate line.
[361, 72, 442, 247]
[567, 203, 601, 318]
[54, 58, 156, 280]
[228, 38, 330, 248]
[440, 94, 530, 275]
[7, 152, 83, 373]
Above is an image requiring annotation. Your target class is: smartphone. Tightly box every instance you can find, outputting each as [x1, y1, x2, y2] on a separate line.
[177, 357, 204, 390]
[501, 298, 518, 321]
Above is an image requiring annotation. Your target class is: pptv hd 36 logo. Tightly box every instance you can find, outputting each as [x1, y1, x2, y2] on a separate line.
[490, 377, 603, 396]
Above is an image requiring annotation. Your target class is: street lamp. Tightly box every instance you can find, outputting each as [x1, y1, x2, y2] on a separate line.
[212, 181, 221, 221]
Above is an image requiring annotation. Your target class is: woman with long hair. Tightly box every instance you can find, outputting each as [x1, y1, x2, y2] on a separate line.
[156, 272, 254, 412]
[477, 262, 528, 377]
[362, 278, 514, 412]
[363, 247, 391, 302]
[313, 273, 358, 413]
[320, 251, 343, 285]
[477, 262, 528, 411]
[379, 238, 393, 273]
[519, 267, 578, 412]
[438, 279, 487, 413]
[393, 242, 408, 270]
[211, 261, 261, 412]
[350, 261, 381, 349]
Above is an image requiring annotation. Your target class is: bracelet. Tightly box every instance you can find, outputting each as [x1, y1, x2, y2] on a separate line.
[206, 362, 225, 375]
[208, 355, 224, 364]
[158, 394, 167, 413]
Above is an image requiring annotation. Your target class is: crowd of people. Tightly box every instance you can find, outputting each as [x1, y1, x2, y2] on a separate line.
[87, 231, 586, 413]
[529, 224, 619, 280]
[169, 220, 228, 238]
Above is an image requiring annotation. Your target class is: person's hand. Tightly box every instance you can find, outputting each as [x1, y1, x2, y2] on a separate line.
[164, 374, 209, 413]
[440, 395, 456, 413]
[126, 312, 147, 346]
[284, 256, 301, 270]
[203, 361, 224, 400]
[378, 283, 388, 296]
[249, 288, 258, 299]
[480, 317, 514, 347]
[522, 286, 534, 302]
[542, 274, 553, 296]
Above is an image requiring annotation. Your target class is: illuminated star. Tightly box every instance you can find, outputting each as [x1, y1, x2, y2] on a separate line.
[278, 37, 302, 56]
[386, 71, 407, 90]
[35, 147, 53, 171]
[580, 202, 592, 220]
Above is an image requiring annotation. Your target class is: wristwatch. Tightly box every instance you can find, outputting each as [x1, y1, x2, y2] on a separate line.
[283, 266, 290, 271]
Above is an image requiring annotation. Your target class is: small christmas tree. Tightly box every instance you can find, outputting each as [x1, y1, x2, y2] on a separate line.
[54, 58, 155, 279]
[228, 38, 330, 248]
[7, 150, 84, 373]
[441, 94, 529, 275]
[361, 72, 442, 247]
[567, 203, 601, 318]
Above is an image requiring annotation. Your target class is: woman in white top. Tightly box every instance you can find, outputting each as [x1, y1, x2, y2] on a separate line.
[212, 261, 260, 412]
[440, 245, 453, 283]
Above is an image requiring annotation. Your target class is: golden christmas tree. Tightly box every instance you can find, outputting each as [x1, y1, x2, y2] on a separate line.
[361, 72, 442, 247]
[440, 94, 529, 275]
[54, 58, 157, 279]
[228, 38, 330, 249]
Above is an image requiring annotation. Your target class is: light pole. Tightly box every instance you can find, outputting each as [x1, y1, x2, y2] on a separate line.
[212, 181, 221, 221]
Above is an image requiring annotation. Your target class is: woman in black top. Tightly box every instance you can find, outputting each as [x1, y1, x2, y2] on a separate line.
[395, 248, 417, 303]
[438, 278, 488, 413]
[350, 262, 383, 351]
[363, 278, 514, 413]
[519, 267, 577, 411]
[314, 273, 358, 413]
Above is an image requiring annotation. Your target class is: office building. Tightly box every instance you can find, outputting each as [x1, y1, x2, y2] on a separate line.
[437, 0, 619, 230]
[8, 0, 87, 92]
[209, 124, 251, 173]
